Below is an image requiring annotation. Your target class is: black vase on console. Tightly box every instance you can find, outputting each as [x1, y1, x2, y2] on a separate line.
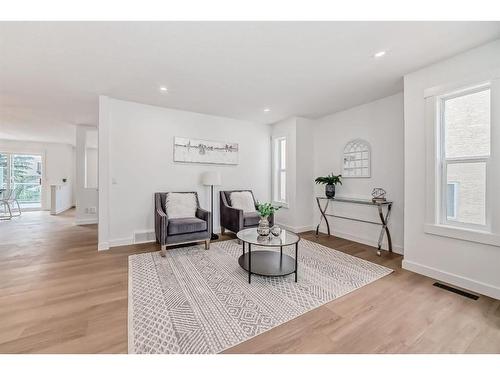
[325, 184, 335, 198]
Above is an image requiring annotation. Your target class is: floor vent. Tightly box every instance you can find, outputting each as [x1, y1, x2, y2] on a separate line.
[433, 282, 479, 300]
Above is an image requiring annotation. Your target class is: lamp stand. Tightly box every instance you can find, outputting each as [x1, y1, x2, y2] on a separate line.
[210, 185, 219, 240]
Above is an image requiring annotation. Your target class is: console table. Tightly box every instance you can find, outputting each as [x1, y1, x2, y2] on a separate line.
[315, 197, 393, 256]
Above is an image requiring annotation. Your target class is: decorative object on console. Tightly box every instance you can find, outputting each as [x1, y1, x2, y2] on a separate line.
[371, 187, 387, 202]
[256, 202, 281, 237]
[342, 139, 371, 178]
[201, 171, 222, 240]
[314, 173, 342, 198]
[174, 136, 239, 165]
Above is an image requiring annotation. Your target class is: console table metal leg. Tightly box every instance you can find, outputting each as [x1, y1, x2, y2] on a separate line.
[376, 203, 393, 256]
[242, 241, 245, 256]
[294, 242, 298, 282]
[315, 198, 331, 236]
[385, 204, 393, 252]
[248, 243, 252, 284]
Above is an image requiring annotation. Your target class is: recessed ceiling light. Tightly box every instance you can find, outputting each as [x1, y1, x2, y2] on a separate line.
[263, 108, 271, 112]
[159, 86, 168, 92]
[373, 51, 387, 58]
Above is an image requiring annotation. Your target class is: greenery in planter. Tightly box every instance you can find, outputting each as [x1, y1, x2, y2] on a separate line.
[256, 202, 281, 218]
[315, 173, 342, 186]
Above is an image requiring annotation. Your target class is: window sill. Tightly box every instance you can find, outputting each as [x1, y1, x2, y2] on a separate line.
[424, 223, 500, 247]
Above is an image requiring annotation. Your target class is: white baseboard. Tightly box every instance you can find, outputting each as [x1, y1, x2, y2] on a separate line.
[75, 218, 98, 225]
[98, 242, 109, 251]
[402, 259, 500, 300]
[317, 228, 404, 255]
[109, 237, 134, 247]
[276, 222, 315, 234]
[109, 230, 156, 249]
[51, 204, 73, 215]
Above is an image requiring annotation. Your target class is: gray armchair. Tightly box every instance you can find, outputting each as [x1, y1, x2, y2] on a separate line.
[155, 192, 211, 257]
[219, 190, 274, 235]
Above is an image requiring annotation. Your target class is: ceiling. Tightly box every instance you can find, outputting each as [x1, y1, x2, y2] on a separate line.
[1, 21, 500, 144]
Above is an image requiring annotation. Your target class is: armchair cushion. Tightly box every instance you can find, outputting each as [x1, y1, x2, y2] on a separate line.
[243, 212, 260, 227]
[165, 192, 197, 219]
[167, 217, 207, 235]
[230, 191, 256, 213]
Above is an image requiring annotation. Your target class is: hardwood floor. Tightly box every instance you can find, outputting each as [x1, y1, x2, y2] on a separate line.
[0, 210, 499, 353]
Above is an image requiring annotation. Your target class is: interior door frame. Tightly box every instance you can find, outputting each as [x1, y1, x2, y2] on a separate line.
[0, 150, 46, 211]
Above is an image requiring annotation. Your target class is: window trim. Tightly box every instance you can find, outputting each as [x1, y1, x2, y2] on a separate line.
[424, 74, 500, 247]
[437, 84, 491, 231]
[272, 136, 288, 207]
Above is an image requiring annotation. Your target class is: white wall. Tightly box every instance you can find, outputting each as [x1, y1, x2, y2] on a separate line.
[271, 117, 314, 232]
[313, 93, 405, 253]
[296, 118, 315, 231]
[0, 139, 75, 210]
[75, 126, 98, 225]
[85, 147, 98, 189]
[271, 118, 297, 229]
[403, 40, 500, 299]
[99, 97, 271, 249]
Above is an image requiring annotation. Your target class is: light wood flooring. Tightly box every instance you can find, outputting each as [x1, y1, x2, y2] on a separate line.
[0, 209, 499, 353]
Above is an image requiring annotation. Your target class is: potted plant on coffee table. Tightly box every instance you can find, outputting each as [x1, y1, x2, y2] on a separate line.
[315, 173, 342, 198]
[256, 202, 280, 236]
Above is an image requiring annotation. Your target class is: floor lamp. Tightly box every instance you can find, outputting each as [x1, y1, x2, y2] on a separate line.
[201, 171, 221, 240]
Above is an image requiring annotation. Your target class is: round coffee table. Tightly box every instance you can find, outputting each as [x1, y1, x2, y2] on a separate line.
[236, 228, 300, 283]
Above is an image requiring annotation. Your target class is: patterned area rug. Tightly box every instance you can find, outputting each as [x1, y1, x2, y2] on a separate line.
[128, 239, 392, 354]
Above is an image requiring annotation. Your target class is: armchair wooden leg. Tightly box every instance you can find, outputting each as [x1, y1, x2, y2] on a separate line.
[220, 226, 225, 235]
[160, 245, 167, 257]
[205, 240, 210, 250]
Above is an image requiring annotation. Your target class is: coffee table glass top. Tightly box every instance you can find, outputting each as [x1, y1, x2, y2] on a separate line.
[237, 228, 300, 247]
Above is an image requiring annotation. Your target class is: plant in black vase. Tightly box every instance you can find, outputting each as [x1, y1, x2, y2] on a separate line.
[315, 173, 342, 198]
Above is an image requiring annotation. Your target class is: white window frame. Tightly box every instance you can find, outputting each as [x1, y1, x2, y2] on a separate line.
[272, 136, 288, 207]
[424, 70, 500, 247]
[438, 84, 491, 231]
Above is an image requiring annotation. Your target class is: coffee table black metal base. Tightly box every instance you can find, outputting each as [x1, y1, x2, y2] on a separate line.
[238, 242, 298, 283]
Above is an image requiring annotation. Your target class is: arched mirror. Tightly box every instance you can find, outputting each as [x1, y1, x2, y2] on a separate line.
[342, 139, 371, 178]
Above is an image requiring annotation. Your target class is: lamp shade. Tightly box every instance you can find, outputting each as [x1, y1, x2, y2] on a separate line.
[201, 171, 221, 186]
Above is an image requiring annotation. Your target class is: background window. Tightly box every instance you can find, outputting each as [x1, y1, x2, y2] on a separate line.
[273, 137, 287, 204]
[441, 87, 490, 227]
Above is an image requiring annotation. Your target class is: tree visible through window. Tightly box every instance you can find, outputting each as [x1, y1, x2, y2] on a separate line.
[0, 153, 42, 206]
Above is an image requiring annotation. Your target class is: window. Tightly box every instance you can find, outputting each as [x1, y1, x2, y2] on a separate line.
[0, 152, 43, 209]
[273, 137, 287, 205]
[439, 86, 490, 229]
